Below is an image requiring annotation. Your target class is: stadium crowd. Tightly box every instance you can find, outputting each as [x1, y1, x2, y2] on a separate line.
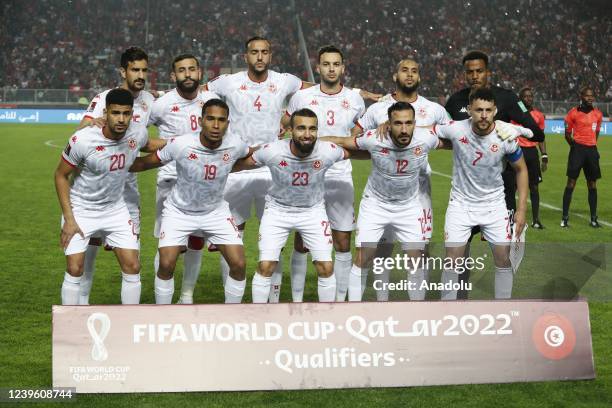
[1, 0, 610, 101]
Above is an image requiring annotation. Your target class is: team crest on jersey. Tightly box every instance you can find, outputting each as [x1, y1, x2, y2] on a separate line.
[279, 160, 288, 167]
[140, 102, 148, 112]
[223, 153, 230, 162]
[268, 83, 277, 93]
[188, 153, 198, 160]
[96, 145, 105, 152]
[490, 144, 499, 153]
[414, 146, 422, 156]
[132, 114, 141, 123]
[459, 136, 469, 144]
[313, 160, 321, 169]
[341, 99, 350, 110]
[380, 147, 389, 155]
[71, 135, 77, 143]
[171, 105, 179, 112]
[418, 107, 427, 118]
[128, 138, 137, 150]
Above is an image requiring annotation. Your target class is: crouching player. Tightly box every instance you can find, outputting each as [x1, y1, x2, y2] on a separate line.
[55, 88, 166, 304]
[434, 88, 531, 299]
[130, 99, 251, 303]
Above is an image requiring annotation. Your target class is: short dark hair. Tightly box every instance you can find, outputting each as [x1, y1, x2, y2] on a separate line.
[462, 50, 489, 68]
[171, 53, 199, 71]
[395, 58, 419, 72]
[202, 98, 229, 116]
[387, 101, 415, 119]
[245, 36, 270, 51]
[580, 86, 594, 96]
[290, 108, 318, 127]
[318, 45, 344, 62]
[519, 87, 533, 97]
[120, 46, 148, 69]
[468, 87, 496, 105]
[106, 88, 134, 107]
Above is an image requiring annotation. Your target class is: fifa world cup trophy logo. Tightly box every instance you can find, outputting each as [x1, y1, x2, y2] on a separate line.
[87, 313, 111, 361]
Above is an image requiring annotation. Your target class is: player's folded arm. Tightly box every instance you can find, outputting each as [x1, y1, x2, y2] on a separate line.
[231, 155, 261, 172]
[140, 137, 167, 153]
[129, 152, 163, 172]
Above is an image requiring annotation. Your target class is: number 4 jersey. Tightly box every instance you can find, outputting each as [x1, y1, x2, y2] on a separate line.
[61, 126, 148, 211]
[433, 119, 522, 208]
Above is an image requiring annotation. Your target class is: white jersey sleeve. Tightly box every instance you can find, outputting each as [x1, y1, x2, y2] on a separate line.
[282, 73, 303, 96]
[84, 91, 108, 120]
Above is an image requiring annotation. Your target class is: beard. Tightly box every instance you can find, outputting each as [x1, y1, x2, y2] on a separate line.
[176, 77, 200, 93]
[293, 139, 316, 155]
[396, 78, 419, 94]
[128, 79, 145, 92]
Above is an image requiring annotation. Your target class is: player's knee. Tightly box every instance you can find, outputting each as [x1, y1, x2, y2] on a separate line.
[258, 261, 276, 277]
[158, 257, 177, 277]
[314, 261, 333, 278]
[333, 236, 351, 252]
[66, 262, 84, 277]
[566, 179, 576, 189]
[230, 257, 246, 274]
[529, 184, 539, 193]
[587, 180, 597, 189]
[187, 236, 205, 250]
[122, 258, 140, 274]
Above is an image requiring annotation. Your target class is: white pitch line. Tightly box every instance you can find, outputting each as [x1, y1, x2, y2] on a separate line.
[45, 139, 63, 148]
[431, 170, 611, 227]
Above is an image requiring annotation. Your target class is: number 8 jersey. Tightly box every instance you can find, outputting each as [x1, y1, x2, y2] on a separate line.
[61, 126, 148, 211]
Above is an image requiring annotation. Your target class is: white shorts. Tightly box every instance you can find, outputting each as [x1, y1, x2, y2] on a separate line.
[258, 204, 333, 262]
[224, 170, 271, 225]
[154, 178, 176, 238]
[444, 200, 512, 246]
[124, 175, 141, 234]
[356, 195, 426, 250]
[158, 202, 243, 248]
[324, 176, 355, 232]
[63, 205, 139, 255]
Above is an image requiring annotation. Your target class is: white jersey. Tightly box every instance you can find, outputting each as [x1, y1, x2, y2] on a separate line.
[433, 119, 522, 208]
[207, 70, 302, 147]
[357, 93, 449, 130]
[252, 139, 346, 210]
[84, 88, 155, 207]
[286, 84, 365, 177]
[148, 88, 219, 180]
[157, 132, 250, 215]
[356, 128, 439, 204]
[62, 126, 148, 211]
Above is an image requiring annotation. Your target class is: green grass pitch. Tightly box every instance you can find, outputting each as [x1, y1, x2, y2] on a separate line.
[0, 124, 609, 406]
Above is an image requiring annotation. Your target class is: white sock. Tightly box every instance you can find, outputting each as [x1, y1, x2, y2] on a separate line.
[318, 274, 337, 302]
[154, 251, 160, 274]
[268, 258, 283, 303]
[225, 275, 246, 304]
[407, 268, 426, 301]
[121, 272, 141, 304]
[334, 251, 352, 302]
[155, 275, 174, 304]
[61, 272, 81, 305]
[441, 269, 458, 300]
[252, 272, 271, 303]
[290, 251, 308, 302]
[375, 266, 391, 302]
[79, 245, 99, 305]
[180, 248, 202, 303]
[495, 266, 514, 299]
[348, 264, 367, 301]
[220, 256, 230, 286]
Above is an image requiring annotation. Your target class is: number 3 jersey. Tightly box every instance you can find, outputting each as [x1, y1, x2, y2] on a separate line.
[148, 88, 219, 181]
[356, 128, 440, 204]
[251, 139, 346, 210]
[433, 119, 522, 208]
[61, 126, 148, 211]
[156, 132, 250, 215]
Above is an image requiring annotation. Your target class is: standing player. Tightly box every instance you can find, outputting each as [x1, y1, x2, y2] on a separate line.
[445, 50, 545, 299]
[148, 53, 219, 304]
[54, 89, 165, 305]
[351, 59, 449, 301]
[232, 109, 350, 303]
[282, 45, 365, 302]
[76, 46, 154, 305]
[434, 88, 531, 300]
[324, 102, 442, 301]
[561, 87, 603, 228]
[130, 99, 251, 303]
[517, 87, 548, 229]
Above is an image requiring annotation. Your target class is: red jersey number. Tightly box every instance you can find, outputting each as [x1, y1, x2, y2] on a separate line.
[292, 172, 309, 186]
[110, 154, 125, 171]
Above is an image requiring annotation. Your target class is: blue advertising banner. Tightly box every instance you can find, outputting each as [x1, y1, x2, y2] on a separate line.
[0, 109, 85, 124]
